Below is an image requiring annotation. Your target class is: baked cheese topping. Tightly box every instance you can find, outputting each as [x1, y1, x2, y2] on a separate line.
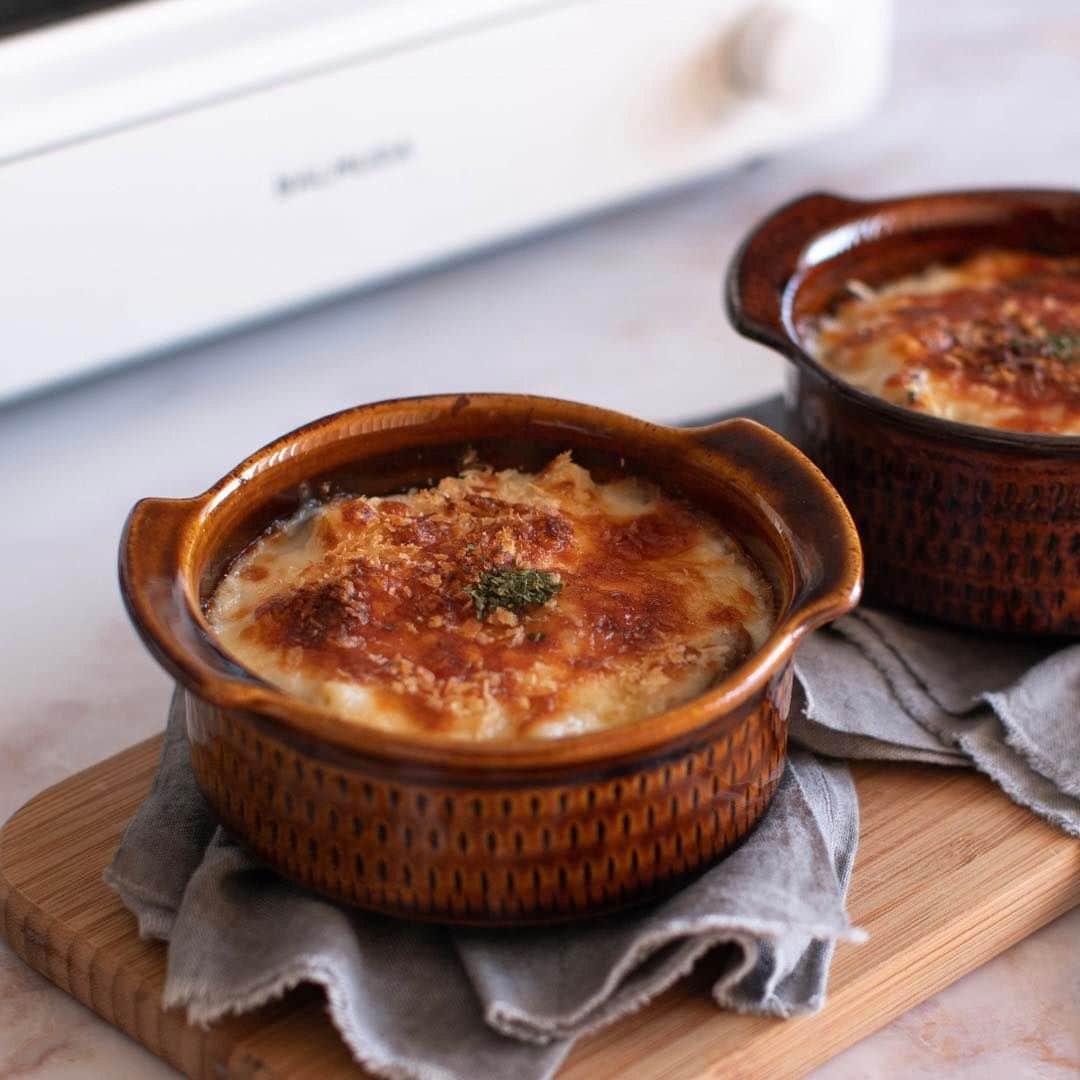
[802, 250, 1080, 435]
[207, 454, 774, 740]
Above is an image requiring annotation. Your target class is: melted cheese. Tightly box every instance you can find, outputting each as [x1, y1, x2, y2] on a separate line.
[207, 454, 774, 740]
[803, 250, 1080, 435]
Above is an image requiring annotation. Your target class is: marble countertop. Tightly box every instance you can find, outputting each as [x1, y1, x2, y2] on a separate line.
[2, 1, 1078, 1076]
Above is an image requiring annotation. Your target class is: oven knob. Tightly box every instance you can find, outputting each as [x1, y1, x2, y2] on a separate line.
[732, 4, 839, 100]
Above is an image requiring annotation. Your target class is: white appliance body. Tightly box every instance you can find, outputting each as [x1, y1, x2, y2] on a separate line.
[0, 0, 891, 400]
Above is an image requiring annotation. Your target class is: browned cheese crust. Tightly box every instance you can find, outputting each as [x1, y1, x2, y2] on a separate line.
[207, 454, 774, 740]
[803, 250, 1080, 435]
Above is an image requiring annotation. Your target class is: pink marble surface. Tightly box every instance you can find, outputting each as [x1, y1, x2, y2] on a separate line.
[810, 911, 1080, 1079]
[2, 1, 1079, 1076]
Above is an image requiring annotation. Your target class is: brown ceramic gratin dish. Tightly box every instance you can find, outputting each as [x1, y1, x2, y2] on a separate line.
[120, 393, 861, 925]
[728, 189, 1080, 635]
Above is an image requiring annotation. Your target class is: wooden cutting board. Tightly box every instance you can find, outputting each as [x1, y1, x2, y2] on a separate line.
[1, 736, 1076, 1079]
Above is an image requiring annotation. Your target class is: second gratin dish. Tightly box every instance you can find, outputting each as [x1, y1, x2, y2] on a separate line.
[728, 189, 1080, 635]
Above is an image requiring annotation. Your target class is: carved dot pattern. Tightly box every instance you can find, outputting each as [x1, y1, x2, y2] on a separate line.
[185, 667, 790, 925]
[799, 391, 1080, 635]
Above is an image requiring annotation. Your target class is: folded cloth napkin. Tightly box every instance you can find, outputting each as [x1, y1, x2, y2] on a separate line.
[106, 693, 863, 1080]
[794, 608, 1080, 837]
[724, 394, 1080, 836]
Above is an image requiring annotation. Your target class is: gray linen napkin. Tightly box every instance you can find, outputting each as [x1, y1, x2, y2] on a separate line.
[715, 395, 1080, 836]
[106, 693, 862, 1080]
[794, 608, 1080, 837]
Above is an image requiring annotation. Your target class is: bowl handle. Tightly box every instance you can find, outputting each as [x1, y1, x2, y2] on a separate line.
[119, 496, 260, 703]
[685, 417, 863, 636]
[725, 191, 867, 353]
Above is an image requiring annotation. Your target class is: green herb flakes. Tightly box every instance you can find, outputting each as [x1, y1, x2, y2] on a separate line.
[467, 568, 562, 621]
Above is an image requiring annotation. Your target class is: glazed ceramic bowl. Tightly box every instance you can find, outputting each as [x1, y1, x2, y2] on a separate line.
[120, 393, 861, 925]
[728, 189, 1080, 635]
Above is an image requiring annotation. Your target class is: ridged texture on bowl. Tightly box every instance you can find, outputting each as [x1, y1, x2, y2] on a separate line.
[186, 667, 790, 924]
[793, 370, 1080, 634]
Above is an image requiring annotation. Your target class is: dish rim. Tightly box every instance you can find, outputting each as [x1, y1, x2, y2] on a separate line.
[726, 186, 1080, 454]
[119, 392, 862, 772]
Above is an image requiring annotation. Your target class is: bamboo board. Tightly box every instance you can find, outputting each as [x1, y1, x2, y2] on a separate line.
[1, 736, 1077, 1079]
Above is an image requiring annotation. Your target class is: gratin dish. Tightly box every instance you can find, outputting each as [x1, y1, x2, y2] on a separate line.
[120, 394, 861, 925]
[728, 189, 1080, 635]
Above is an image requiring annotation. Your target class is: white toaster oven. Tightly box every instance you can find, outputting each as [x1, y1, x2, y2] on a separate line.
[0, 0, 891, 401]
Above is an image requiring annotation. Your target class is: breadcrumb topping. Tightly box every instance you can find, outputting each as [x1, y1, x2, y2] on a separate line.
[208, 454, 774, 740]
[804, 250, 1080, 435]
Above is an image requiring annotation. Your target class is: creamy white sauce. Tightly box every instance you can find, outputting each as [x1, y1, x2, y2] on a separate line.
[208, 455, 774, 740]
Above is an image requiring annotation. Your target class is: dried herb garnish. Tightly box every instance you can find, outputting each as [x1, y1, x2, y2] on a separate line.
[1042, 331, 1080, 363]
[467, 568, 562, 620]
[1009, 329, 1080, 363]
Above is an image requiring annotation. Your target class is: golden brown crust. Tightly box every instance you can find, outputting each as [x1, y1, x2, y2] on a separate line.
[804, 250, 1080, 435]
[207, 455, 773, 739]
